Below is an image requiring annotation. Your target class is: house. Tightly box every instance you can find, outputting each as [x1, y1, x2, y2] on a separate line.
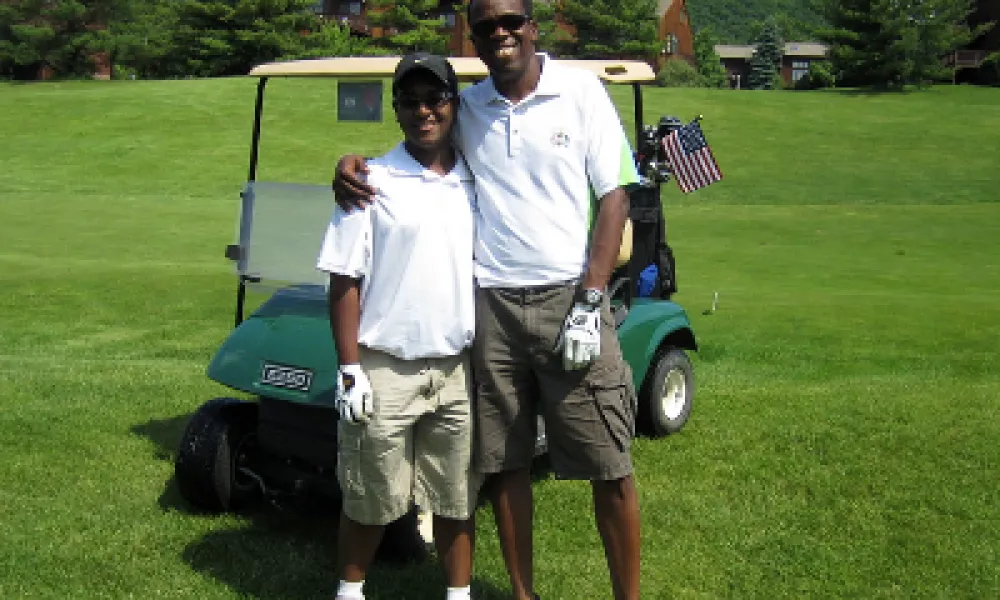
[953, 0, 1000, 84]
[656, 0, 695, 64]
[316, 0, 694, 62]
[715, 42, 829, 88]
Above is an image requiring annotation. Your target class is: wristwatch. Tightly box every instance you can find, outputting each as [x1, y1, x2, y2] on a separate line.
[579, 288, 604, 310]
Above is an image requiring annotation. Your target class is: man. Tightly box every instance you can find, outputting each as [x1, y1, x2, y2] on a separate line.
[318, 53, 479, 600]
[334, 2, 642, 598]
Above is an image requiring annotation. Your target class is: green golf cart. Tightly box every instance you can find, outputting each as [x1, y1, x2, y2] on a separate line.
[174, 57, 697, 526]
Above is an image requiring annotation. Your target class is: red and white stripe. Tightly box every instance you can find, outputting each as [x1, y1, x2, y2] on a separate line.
[661, 127, 723, 193]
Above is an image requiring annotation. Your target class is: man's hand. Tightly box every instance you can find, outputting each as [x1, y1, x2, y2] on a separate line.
[333, 155, 377, 212]
[336, 364, 374, 423]
[558, 303, 602, 370]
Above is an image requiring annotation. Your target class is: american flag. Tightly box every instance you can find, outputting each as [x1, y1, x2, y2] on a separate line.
[661, 120, 723, 193]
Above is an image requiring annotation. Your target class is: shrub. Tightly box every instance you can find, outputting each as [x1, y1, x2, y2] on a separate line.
[656, 58, 702, 88]
[112, 64, 138, 81]
[796, 60, 836, 90]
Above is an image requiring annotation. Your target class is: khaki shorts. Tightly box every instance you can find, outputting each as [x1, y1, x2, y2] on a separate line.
[337, 346, 479, 526]
[473, 284, 636, 481]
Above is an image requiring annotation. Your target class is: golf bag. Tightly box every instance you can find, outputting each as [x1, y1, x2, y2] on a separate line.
[626, 183, 677, 300]
[622, 115, 685, 301]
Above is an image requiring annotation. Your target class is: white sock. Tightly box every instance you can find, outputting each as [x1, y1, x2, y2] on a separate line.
[336, 580, 364, 599]
[445, 585, 472, 600]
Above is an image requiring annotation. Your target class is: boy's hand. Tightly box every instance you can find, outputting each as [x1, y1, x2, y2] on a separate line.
[336, 364, 374, 423]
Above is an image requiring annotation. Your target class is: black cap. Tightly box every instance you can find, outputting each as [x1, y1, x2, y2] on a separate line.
[393, 53, 459, 97]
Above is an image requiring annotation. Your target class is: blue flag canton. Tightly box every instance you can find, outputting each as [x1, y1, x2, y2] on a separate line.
[679, 123, 708, 154]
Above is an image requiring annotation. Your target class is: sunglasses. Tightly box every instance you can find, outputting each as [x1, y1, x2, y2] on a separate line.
[394, 89, 455, 111]
[470, 14, 530, 38]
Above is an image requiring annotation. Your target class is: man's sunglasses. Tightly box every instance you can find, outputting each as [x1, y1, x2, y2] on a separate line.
[470, 14, 530, 38]
[394, 89, 455, 110]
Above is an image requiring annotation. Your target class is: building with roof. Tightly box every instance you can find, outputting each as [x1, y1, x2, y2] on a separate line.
[656, 0, 695, 64]
[715, 42, 829, 88]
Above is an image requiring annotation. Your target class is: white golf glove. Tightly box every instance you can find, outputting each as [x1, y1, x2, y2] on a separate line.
[558, 302, 602, 370]
[336, 364, 373, 423]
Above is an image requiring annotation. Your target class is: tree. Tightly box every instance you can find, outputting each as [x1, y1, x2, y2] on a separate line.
[298, 20, 384, 59]
[106, 0, 377, 79]
[534, 1, 576, 57]
[818, 0, 990, 87]
[693, 27, 728, 87]
[166, 0, 328, 78]
[365, 0, 453, 54]
[0, 0, 131, 80]
[748, 16, 783, 89]
[104, 0, 182, 79]
[746, 12, 820, 43]
[536, 0, 660, 60]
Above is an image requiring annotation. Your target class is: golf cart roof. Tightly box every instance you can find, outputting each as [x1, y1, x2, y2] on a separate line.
[248, 56, 656, 84]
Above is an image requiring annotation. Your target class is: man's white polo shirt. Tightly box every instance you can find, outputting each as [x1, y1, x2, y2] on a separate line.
[456, 55, 640, 288]
[316, 143, 476, 360]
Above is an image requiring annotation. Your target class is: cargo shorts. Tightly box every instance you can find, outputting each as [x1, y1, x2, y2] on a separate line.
[473, 283, 637, 481]
[337, 346, 480, 526]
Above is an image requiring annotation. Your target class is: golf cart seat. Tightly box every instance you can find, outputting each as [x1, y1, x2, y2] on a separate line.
[616, 218, 633, 268]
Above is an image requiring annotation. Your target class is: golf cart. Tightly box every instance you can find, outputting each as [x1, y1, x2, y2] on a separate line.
[174, 57, 697, 521]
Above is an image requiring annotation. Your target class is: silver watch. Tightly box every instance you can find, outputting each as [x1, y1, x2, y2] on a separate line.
[580, 288, 604, 310]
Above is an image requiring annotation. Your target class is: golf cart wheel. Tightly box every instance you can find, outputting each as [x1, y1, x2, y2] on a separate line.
[175, 397, 261, 512]
[639, 348, 694, 438]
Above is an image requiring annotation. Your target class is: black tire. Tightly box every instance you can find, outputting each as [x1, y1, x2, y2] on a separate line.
[175, 397, 261, 512]
[638, 347, 694, 438]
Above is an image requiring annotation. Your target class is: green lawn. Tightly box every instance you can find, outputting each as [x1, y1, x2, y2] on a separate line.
[1, 78, 998, 599]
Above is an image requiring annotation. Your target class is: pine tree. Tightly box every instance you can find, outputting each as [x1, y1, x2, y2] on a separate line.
[0, 0, 131, 79]
[169, 0, 325, 77]
[534, 1, 576, 57]
[693, 27, 728, 88]
[105, 0, 182, 78]
[366, 0, 453, 54]
[536, 0, 660, 60]
[747, 16, 783, 89]
[818, 0, 989, 87]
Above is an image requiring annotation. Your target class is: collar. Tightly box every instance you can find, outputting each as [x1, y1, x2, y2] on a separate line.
[476, 53, 561, 107]
[382, 142, 472, 183]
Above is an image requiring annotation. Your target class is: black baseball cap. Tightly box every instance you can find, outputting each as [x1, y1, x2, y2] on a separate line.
[392, 53, 459, 97]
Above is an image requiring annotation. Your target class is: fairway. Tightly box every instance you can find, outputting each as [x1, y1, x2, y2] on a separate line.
[1, 78, 998, 599]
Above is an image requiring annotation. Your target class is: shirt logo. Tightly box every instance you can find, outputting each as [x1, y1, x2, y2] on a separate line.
[551, 129, 570, 147]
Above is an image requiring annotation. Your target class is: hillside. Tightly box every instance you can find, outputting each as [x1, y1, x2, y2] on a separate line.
[686, 0, 826, 43]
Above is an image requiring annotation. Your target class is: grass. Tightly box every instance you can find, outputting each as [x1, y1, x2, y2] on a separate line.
[1, 77, 999, 599]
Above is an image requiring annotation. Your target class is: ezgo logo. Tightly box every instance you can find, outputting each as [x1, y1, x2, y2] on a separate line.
[260, 362, 313, 392]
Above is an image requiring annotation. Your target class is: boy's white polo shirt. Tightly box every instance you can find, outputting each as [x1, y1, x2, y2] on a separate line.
[456, 55, 640, 288]
[316, 143, 476, 360]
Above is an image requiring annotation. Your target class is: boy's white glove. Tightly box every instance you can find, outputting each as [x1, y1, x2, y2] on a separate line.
[336, 364, 373, 423]
[558, 303, 602, 370]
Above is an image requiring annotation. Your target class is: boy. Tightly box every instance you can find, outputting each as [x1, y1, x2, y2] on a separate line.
[316, 53, 478, 600]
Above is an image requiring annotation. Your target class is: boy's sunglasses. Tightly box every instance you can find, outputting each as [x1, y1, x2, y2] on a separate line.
[470, 14, 530, 38]
[394, 90, 455, 110]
